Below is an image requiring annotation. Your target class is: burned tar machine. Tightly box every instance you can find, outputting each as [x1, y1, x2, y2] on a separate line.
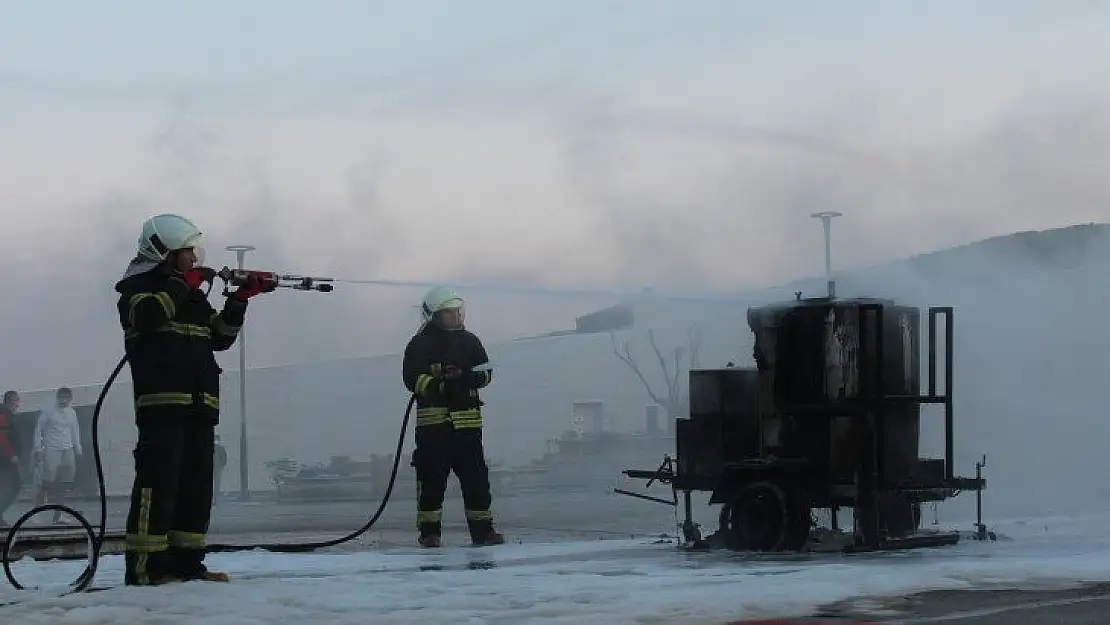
[619, 293, 989, 553]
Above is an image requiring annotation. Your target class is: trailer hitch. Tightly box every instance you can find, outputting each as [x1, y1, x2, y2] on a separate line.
[622, 455, 676, 485]
[612, 489, 676, 506]
[614, 455, 678, 506]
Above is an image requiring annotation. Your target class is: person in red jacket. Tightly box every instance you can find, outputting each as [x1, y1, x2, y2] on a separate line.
[0, 390, 22, 527]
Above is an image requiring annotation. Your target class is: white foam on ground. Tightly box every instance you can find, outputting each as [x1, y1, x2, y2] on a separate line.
[5, 514, 1110, 624]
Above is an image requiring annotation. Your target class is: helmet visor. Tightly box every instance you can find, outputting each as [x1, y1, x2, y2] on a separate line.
[435, 302, 466, 329]
[182, 234, 206, 266]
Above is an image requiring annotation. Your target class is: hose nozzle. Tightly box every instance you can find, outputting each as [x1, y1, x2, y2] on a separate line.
[215, 267, 335, 293]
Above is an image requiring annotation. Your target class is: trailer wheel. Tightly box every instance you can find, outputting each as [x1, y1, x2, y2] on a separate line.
[724, 481, 810, 552]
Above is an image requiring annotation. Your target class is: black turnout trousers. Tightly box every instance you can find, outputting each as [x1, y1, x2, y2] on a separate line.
[413, 423, 493, 537]
[124, 416, 215, 585]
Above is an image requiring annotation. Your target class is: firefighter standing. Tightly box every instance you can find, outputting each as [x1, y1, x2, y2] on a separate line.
[114, 213, 268, 586]
[402, 286, 504, 548]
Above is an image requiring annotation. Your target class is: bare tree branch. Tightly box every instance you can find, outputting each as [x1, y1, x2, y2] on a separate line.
[610, 332, 665, 406]
[688, 327, 704, 369]
[647, 329, 673, 395]
[671, 349, 683, 404]
[612, 326, 709, 419]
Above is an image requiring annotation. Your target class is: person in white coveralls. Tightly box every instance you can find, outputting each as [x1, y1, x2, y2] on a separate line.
[31, 387, 82, 524]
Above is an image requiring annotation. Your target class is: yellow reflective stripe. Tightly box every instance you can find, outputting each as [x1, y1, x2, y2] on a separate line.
[417, 509, 442, 525]
[137, 392, 192, 407]
[136, 392, 220, 410]
[450, 409, 483, 429]
[465, 509, 493, 521]
[125, 533, 165, 547]
[416, 407, 451, 426]
[414, 374, 436, 395]
[164, 322, 210, 337]
[168, 530, 206, 549]
[125, 322, 210, 340]
[210, 312, 240, 337]
[139, 487, 151, 537]
[415, 408, 482, 428]
[124, 533, 168, 552]
[125, 534, 168, 547]
[125, 488, 163, 586]
[128, 292, 176, 326]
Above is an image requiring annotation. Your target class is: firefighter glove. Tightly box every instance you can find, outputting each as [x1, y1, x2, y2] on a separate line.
[467, 368, 491, 389]
[182, 267, 217, 290]
[442, 366, 466, 395]
[177, 269, 206, 291]
[233, 274, 267, 301]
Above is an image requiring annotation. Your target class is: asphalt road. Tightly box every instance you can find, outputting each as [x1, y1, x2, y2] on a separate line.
[5, 491, 1110, 623]
[812, 583, 1110, 623]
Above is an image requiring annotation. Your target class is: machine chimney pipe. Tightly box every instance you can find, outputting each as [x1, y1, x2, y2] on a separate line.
[811, 211, 843, 297]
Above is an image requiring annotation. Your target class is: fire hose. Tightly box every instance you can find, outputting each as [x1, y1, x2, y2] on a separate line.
[2, 267, 415, 596]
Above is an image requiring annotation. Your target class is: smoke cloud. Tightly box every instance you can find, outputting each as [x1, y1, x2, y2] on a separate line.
[5, 70, 1110, 388]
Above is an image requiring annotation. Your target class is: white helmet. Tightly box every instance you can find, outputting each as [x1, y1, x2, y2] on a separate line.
[421, 286, 465, 329]
[136, 214, 205, 263]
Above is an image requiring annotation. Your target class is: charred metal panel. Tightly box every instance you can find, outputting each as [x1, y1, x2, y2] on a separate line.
[689, 368, 761, 461]
[680, 368, 762, 482]
[747, 298, 922, 487]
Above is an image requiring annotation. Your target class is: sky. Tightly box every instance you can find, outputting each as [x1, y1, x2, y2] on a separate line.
[2, 0, 1110, 390]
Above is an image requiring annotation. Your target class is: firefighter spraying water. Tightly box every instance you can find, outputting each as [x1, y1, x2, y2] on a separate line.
[113, 213, 271, 586]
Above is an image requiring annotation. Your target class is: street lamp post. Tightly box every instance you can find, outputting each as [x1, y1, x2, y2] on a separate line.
[810, 211, 843, 297]
[226, 244, 255, 501]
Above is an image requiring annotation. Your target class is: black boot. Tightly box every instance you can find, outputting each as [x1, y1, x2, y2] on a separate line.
[468, 519, 505, 546]
[167, 546, 230, 582]
[124, 551, 180, 586]
[419, 521, 442, 548]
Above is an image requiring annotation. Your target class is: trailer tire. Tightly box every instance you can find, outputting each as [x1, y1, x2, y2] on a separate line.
[724, 481, 811, 552]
